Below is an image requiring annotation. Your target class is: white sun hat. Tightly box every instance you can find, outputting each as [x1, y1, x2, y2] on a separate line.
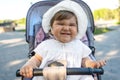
[42, 0, 88, 39]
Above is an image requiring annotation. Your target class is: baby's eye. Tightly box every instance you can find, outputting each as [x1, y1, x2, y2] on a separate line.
[69, 23, 77, 27]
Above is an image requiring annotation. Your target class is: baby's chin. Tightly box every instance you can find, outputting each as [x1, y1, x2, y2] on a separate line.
[59, 39, 73, 43]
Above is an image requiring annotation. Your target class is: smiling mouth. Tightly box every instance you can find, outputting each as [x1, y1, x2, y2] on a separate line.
[61, 32, 71, 36]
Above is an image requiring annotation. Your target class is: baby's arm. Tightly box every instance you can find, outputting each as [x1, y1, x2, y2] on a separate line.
[20, 53, 42, 78]
[82, 57, 106, 68]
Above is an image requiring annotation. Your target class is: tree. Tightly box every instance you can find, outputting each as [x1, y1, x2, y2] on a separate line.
[118, 0, 120, 22]
[93, 8, 114, 20]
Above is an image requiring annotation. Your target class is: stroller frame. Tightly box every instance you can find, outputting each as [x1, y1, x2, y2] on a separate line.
[16, 68, 104, 80]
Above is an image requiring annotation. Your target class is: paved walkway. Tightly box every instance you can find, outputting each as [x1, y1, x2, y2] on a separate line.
[94, 26, 120, 80]
[0, 32, 28, 80]
[0, 26, 120, 80]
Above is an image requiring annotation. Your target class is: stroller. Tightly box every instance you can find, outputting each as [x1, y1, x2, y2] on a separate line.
[16, 0, 104, 80]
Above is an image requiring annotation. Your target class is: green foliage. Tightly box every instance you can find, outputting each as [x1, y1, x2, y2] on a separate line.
[14, 18, 26, 26]
[93, 8, 115, 20]
[0, 18, 26, 26]
[0, 20, 4, 23]
[113, 8, 120, 22]
[0, 19, 12, 24]
[0, 20, 17, 27]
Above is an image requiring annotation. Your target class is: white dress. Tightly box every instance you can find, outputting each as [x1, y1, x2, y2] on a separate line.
[33, 39, 94, 80]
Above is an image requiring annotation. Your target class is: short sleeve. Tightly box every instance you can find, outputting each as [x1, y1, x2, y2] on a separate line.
[81, 42, 92, 58]
[33, 41, 47, 58]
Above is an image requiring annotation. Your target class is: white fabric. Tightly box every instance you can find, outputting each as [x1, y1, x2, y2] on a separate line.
[42, 0, 88, 39]
[33, 39, 93, 80]
[43, 67, 66, 80]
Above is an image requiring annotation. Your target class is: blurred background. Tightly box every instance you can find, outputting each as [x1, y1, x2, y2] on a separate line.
[0, 0, 120, 80]
[0, 0, 120, 33]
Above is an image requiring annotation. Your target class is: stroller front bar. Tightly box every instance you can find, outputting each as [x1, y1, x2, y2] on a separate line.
[16, 68, 104, 77]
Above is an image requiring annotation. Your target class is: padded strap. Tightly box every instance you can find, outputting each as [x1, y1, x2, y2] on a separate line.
[43, 60, 67, 80]
[43, 67, 66, 80]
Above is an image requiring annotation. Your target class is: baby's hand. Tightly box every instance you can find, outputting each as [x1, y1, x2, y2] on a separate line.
[95, 60, 106, 68]
[20, 65, 33, 78]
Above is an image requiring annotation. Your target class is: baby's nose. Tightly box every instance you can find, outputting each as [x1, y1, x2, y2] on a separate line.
[63, 25, 70, 30]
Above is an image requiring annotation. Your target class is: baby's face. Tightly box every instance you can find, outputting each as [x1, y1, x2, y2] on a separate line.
[51, 16, 78, 43]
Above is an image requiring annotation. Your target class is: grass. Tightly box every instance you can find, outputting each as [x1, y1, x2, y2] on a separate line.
[94, 27, 112, 35]
[16, 29, 26, 32]
[116, 21, 120, 25]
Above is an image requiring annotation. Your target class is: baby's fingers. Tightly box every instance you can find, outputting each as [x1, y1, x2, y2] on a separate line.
[101, 60, 106, 65]
[25, 67, 33, 78]
[20, 66, 33, 78]
[97, 60, 106, 68]
[20, 68, 26, 77]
